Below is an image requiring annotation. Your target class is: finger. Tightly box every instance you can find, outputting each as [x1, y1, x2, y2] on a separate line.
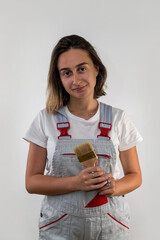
[98, 188, 114, 196]
[90, 181, 109, 190]
[93, 160, 98, 167]
[86, 166, 103, 174]
[98, 181, 115, 196]
[89, 173, 111, 188]
[99, 182, 115, 192]
[90, 170, 105, 179]
[105, 173, 112, 180]
[105, 175, 115, 184]
[91, 175, 108, 185]
[106, 178, 115, 188]
[99, 177, 115, 191]
[90, 171, 95, 178]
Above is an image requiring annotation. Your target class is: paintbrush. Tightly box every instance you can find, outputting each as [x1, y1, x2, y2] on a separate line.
[74, 142, 98, 167]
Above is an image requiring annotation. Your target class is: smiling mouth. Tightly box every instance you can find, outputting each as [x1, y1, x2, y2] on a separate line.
[72, 85, 87, 91]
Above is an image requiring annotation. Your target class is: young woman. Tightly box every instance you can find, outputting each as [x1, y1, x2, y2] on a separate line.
[24, 35, 143, 240]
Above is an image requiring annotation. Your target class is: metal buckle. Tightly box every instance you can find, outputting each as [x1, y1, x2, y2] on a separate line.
[97, 122, 112, 139]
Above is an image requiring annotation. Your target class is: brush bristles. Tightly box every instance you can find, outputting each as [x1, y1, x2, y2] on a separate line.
[74, 142, 97, 163]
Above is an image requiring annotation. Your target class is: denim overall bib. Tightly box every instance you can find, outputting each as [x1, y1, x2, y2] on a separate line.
[39, 103, 130, 240]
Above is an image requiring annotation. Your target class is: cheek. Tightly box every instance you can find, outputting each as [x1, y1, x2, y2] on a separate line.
[90, 73, 97, 87]
[61, 79, 71, 91]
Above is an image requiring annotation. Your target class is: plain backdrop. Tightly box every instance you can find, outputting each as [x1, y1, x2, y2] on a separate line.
[0, 0, 160, 239]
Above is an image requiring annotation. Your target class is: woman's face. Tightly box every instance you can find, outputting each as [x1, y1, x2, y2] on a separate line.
[57, 49, 98, 101]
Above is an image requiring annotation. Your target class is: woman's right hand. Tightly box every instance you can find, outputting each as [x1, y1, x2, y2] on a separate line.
[75, 166, 109, 192]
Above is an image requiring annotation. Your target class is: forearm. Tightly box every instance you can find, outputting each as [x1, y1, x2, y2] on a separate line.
[26, 174, 78, 196]
[112, 172, 142, 196]
[26, 166, 108, 196]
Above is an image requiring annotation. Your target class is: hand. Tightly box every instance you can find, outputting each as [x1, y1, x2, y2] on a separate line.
[75, 166, 108, 192]
[98, 173, 116, 196]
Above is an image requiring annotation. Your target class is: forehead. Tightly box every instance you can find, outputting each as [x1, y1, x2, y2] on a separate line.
[57, 49, 93, 69]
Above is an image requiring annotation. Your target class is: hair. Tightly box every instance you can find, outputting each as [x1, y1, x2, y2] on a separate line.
[46, 34, 107, 113]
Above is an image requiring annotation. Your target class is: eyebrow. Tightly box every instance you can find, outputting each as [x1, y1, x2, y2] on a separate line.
[59, 62, 88, 72]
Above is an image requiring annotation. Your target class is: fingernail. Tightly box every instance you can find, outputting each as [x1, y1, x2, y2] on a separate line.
[107, 175, 111, 178]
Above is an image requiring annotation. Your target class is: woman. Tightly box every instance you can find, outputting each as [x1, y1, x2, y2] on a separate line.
[24, 35, 143, 240]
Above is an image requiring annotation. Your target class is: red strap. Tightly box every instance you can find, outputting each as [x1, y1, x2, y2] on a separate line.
[85, 194, 108, 208]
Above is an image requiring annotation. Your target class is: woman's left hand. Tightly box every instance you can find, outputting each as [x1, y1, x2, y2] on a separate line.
[98, 173, 116, 196]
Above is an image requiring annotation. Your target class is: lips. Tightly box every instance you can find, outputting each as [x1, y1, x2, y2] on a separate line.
[72, 85, 87, 91]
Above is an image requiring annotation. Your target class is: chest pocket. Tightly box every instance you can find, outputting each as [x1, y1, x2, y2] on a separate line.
[51, 139, 116, 177]
[94, 140, 116, 175]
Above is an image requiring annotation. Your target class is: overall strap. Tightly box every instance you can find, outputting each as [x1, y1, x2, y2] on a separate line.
[55, 107, 71, 140]
[97, 102, 112, 140]
[86, 103, 112, 208]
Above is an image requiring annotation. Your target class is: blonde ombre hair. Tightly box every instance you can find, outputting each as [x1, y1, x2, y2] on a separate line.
[46, 35, 107, 113]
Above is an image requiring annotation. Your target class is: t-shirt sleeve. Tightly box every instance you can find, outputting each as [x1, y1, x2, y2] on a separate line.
[118, 111, 143, 151]
[23, 111, 47, 148]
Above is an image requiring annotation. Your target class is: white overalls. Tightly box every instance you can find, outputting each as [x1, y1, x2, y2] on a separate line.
[39, 103, 130, 240]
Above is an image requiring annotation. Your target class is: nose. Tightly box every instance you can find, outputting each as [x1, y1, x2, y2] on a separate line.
[72, 72, 81, 85]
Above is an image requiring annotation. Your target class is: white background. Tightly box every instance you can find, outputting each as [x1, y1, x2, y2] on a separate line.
[0, 0, 160, 239]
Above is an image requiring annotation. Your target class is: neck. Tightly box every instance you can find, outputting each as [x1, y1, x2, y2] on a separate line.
[68, 97, 98, 111]
[67, 97, 98, 119]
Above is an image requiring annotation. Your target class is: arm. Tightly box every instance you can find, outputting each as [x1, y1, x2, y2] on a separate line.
[25, 142, 107, 195]
[98, 146, 142, 196]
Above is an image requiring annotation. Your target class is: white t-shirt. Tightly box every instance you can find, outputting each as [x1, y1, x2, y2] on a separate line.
[24, 102, 143, 179]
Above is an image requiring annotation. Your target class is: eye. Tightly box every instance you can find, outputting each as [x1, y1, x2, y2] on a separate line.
[63, 71, 71, 77]
[79, 67, 86, 72]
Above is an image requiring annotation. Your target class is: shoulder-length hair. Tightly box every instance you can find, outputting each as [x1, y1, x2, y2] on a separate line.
[46, 35, 107, 113]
